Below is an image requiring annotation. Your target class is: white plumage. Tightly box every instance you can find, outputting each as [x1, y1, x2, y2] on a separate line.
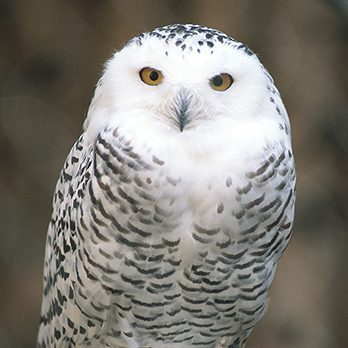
[38, 24, 296, 348]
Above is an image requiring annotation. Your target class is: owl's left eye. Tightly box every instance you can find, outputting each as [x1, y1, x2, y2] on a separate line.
[210, 73, 233, 91]
[139, 67, 164, 86]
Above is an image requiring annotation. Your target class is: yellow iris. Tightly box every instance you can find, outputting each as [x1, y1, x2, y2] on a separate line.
[210, 73, 233, 91]
[139, 67, 164, 86]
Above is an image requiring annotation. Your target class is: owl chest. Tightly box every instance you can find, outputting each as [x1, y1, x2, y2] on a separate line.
[72, 144, 287, 346]
[95, 172, 264, 286]
[86, 191, 266, 347]
[86, 133, 288, 281]
[89, 143, 268, 262]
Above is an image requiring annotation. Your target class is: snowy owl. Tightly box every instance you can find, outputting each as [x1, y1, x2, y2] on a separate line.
[38, 24, 296, 348]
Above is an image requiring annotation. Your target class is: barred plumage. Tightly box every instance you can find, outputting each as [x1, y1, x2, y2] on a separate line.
[38, 24, 296, 348]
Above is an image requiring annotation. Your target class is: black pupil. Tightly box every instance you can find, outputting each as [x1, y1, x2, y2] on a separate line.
[213, 75, 223, 86]
[149, 71, 159, 81]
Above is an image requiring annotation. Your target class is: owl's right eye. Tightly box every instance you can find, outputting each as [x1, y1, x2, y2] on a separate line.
[139, 67, 164, 86]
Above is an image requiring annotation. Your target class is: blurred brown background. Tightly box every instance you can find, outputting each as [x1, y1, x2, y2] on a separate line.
[0, 0, 347, 347]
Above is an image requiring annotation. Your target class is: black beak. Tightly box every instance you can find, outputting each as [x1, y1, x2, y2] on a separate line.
[178, 110, 188, 132]
[173, 88, 192, 132]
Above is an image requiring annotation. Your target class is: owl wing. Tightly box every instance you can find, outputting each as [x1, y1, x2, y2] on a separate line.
[38, 134, 96, 347]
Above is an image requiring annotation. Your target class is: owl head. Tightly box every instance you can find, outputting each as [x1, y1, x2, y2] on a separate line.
[84, 24, 289, 155]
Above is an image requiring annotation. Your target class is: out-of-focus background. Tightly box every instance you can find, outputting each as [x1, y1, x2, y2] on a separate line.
[0, 0, 347, 347]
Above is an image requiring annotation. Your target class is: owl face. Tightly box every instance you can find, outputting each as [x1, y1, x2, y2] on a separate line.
[95, 25, 273, 133]
[84, 24, 288, 161]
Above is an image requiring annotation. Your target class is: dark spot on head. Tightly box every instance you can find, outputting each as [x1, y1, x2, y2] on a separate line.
[198, 41, 204, 46]
[217, 203, 224, 214]
[175, 25, 186, 33]
[226, 176, 232, 187]
[236, 43, 254, 56]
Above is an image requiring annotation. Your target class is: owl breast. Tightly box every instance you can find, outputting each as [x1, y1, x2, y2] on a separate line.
[71, 124, 294, 347]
